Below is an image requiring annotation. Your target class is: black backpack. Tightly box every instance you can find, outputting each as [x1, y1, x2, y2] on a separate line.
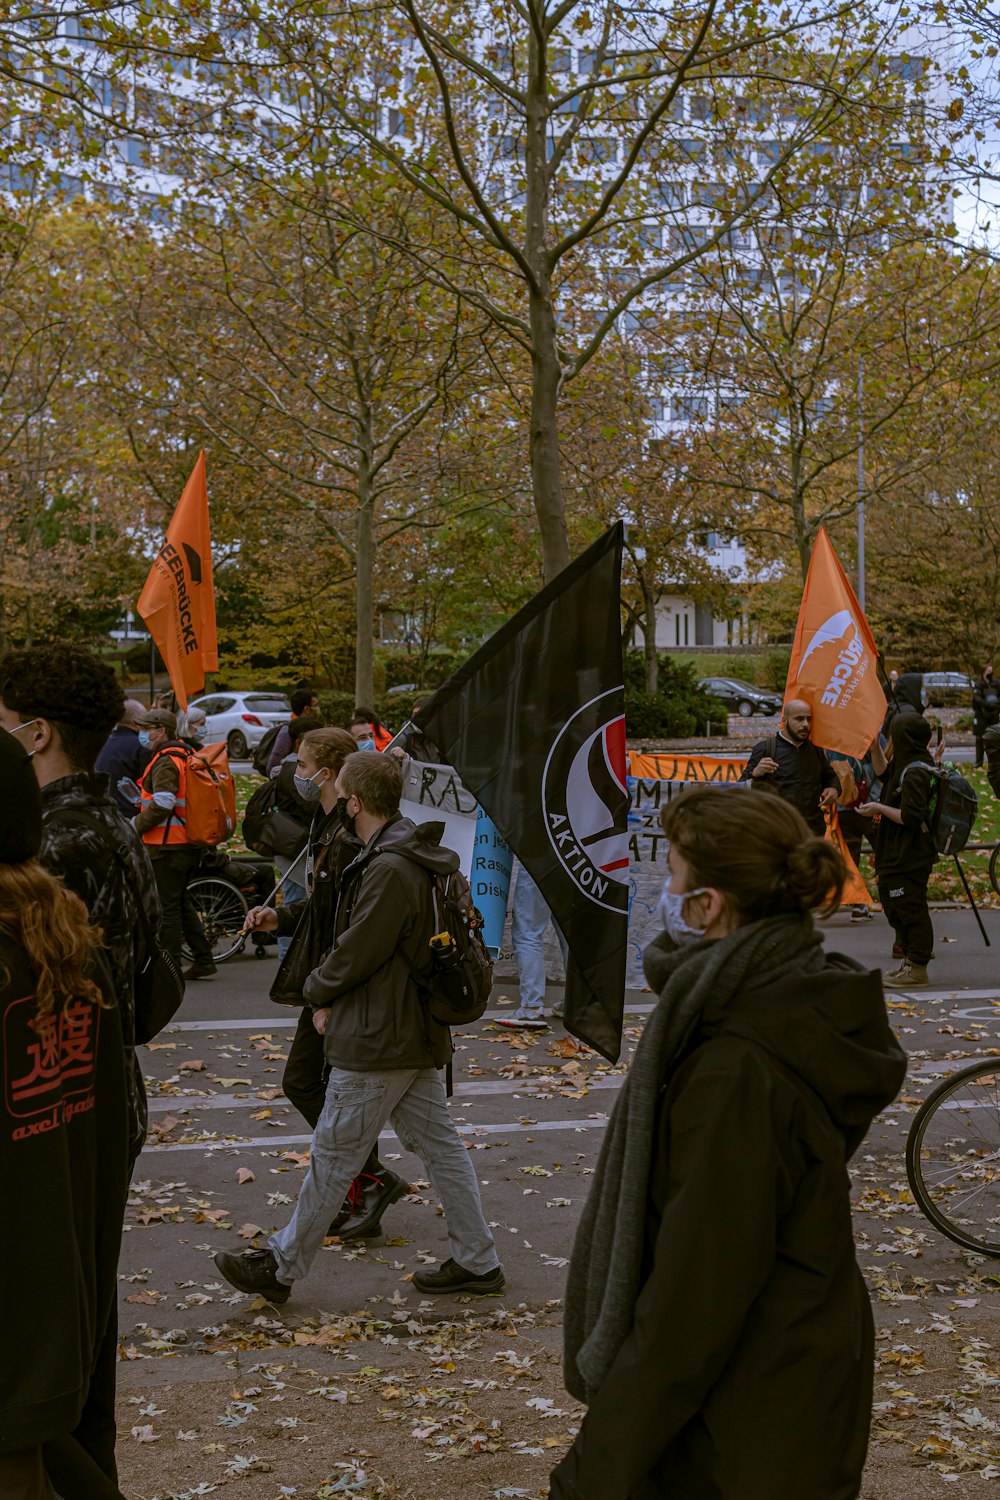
[900, 762, 978, 855]
[242, 776, 308, 860]
[396, 862, 493, 1025]
[251, 723, 284, 777]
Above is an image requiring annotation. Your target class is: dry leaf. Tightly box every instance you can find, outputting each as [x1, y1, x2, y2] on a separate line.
[130, 1425, 159, 1442]
[178, 1059, 206, 1073]
[236, 1168, 256, 1185]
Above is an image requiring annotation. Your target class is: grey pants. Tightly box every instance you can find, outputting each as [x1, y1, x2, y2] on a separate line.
[270, 1065, 499, 1284]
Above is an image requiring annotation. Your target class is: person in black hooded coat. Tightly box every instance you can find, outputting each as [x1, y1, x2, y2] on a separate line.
[882, 670, 925, 736]
[858, 713, 937, 989]
[551, 788, 905, 1500]
[0, 731, 128, 1499]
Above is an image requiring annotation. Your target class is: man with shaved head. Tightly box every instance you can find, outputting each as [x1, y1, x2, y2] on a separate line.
[739, 698, 840, 836]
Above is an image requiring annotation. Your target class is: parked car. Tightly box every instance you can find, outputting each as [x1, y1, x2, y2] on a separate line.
[698, 676, 783, 718]
[920, 671, 975, 708]
[187, 691, 292, 758]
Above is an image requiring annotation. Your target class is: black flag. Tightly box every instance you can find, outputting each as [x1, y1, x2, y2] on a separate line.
[414, 523, 628, 1062]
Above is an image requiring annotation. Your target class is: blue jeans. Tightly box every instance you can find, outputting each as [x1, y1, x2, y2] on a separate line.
[276, 877, 306, 959]
[269, 1065, 499, 1284]
[511, 867, 569, 1016]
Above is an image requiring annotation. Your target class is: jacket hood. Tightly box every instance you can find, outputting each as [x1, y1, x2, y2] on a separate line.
[699, 955, 906, 1152]
[893, 672, 924, 714]
[366, 813, 461, 876]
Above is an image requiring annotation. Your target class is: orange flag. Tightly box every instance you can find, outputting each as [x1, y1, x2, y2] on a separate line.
[786, 527, 885, 757]
[138, 451, 218, 710]
[825, 806, 873, 907]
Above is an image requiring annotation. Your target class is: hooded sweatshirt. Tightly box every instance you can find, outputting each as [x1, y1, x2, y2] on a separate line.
[552, 948, 905, 1500]
[874, 715, 937, 876]
[302, 814, 459, 1071]
[0, 943, 128, 1457]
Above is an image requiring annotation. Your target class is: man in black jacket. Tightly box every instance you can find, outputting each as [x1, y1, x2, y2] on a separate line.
[216, 752, 503, 1303]
[740, 700, 840, 837]
[96, 698, 150, 814]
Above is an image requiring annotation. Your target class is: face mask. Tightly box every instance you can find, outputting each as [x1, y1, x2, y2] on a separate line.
[137, 730, 152, 749]
[336, 794, 358, 837]
[356, 736, 376, 753]
[5, 719, 37, 757]
[657, 883, 710, 946]
[190, 727, 206, 745]
[294, 769, 326, 803]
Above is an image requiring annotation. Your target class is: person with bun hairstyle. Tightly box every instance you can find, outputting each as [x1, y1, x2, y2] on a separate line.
[553, 788, 906, 1500]
[0, 731, 128, 1498]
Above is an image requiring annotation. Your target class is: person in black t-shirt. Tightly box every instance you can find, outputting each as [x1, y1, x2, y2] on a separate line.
[740, 699, 840, 837]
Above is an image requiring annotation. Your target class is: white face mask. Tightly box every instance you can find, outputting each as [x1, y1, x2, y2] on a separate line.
[5, 719, 38, 758]
[657, 883, 710, 946]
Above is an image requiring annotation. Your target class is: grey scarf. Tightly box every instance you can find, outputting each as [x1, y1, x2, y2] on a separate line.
[563, 912, 825, 1404]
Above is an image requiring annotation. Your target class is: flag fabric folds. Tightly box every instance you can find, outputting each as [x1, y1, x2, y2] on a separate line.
[138, 451, 218, 710]
[414, 524, 629, 1063]
[786, 526, 886, 758]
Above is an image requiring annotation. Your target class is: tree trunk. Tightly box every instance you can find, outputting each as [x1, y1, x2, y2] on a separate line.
[641, 571, 659, 695]
[354, 449, 376, 708]
[525, 24, 570, 586]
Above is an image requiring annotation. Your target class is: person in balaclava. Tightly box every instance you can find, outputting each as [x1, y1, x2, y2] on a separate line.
[0, 731, 129, 1499]
[858, 713, 937, 989]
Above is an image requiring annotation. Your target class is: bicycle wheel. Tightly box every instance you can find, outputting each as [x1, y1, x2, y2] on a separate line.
[182, 876, 249, 964]
[989, 843, 1000, 901]
[906, 1060, 1000, 1255]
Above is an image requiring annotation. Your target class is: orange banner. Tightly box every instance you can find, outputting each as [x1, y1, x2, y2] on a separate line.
[785, 526, 886, 758]
[138, 451, 218, 710]
[628, 752, 747, 782]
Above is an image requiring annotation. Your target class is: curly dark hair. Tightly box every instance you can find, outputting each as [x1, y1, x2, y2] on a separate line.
[0, 643, 124, 772]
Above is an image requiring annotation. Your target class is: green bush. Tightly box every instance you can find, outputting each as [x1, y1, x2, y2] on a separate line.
[624, 653, 728, 740]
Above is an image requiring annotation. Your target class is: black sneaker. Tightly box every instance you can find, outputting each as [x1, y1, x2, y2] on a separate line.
[213, 1246, 291, 1303]
[411, 1257, 506, 1296]
[183, 961, 218, 980]
[339, 1170, 408, 1240]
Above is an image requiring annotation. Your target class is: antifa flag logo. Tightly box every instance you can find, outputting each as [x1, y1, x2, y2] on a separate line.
[542, 690, 629, 912]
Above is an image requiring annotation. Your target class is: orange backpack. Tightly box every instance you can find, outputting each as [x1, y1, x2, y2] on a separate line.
[185, 740, 237, 847]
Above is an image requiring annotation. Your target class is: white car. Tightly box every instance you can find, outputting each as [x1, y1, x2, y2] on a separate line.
[187, 691, 292, 758]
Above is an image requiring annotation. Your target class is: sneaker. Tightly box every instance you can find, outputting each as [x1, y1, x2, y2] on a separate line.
[338, 1170, 408, 1240]
[213, 1246, 291, 1303]
[411, 1257, 506, 1296]
[850, 907, 875, 922]
[885, 961, 930, 990]
[497, 1009, 547, 1031]
[183, 961, 217, 980]
[884, 962, 909, 983]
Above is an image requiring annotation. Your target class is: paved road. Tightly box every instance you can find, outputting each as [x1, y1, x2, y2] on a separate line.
[119, 906, 1000, 1355]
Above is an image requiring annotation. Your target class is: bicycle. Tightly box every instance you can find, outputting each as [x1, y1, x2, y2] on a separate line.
[906, 1060, 1000, 1255]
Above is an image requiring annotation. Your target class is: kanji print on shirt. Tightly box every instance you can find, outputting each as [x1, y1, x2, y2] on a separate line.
[3, 993, 100, 1140]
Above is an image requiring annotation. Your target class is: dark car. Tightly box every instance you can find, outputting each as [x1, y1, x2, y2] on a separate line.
[920, 671, 975, 708]
[698, 677, 783, 718]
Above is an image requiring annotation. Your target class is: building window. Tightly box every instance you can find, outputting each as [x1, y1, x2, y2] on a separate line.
[672, 395, 709, 422]
[657, 180, 684, 208]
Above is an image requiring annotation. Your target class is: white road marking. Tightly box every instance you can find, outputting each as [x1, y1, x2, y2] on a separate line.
[162, 1003, 656, 1034]
[146, 1073, 625, 1114]
[142, 1115, 611, 1154]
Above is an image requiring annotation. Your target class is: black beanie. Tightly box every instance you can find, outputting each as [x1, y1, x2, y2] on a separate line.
[0, 731, 42, 864]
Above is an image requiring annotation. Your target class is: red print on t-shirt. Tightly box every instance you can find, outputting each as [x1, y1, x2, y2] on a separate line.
[4, 994, 100, 1120]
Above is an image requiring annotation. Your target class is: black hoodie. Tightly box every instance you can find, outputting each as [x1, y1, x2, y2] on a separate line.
[303, 814, 459, 1071]
[874, 715, 937, 876]
[0, 942, 128, 1457]
[552, 946, 905, 1500]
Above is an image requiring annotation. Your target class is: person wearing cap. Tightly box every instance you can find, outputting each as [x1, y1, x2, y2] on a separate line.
[96, 697, 152, 816]
[0, 730, 129, 1499]
[134, 707, 217, 979]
